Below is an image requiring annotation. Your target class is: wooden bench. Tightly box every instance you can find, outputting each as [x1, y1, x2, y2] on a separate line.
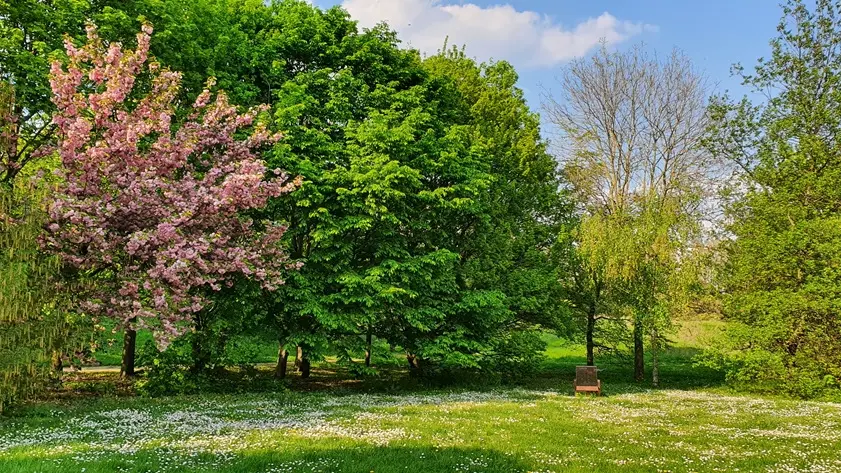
[574, 365, 601, 396]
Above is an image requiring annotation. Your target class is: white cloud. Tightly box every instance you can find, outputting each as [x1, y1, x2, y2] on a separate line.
[341, 0, 656, 68]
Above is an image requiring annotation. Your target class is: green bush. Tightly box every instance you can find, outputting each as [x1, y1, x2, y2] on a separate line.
[135, 339, 286, 396]
[696, 324, 841, 399]
[407, 329, 548, 387]
[482, 330, 547, 383]
[135, 339, 195, 396]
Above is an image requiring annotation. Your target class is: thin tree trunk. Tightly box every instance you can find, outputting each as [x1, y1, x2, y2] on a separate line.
[299, 356, 311, 379]
[295, 345, 303, 371]
[633, 317, 644, 382]
[650, 324, 661, 387]
[652, 338, 660, 388]
[274, 344, 288, 379]
[190, 334, 210, 374]
[189, 313, 213, 374]
[407, 353, 420, 373]
[586, 304, 596, 366]
[364, 326, 372, 367]
[121, 326, 137, 378]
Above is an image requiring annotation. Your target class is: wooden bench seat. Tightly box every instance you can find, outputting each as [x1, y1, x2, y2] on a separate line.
[574, 366, 602, 396]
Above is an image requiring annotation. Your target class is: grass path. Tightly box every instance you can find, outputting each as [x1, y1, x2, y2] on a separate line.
[2, 388, 840, 473]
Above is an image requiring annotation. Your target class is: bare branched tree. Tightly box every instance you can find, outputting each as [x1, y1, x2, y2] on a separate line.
[544, 43, 716, 215]
[544, 43, 718, 383]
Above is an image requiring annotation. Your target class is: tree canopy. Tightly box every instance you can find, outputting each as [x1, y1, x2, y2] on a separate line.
[3, 0, 838, 407]
[0, 0, 571, 394]
[703, 0, 841, 397]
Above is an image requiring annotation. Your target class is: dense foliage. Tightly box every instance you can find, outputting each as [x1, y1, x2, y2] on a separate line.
[2, 0, 839, 406]
[1, 0, 569, 399]
[44, 23, 300, 343]
[702, 0, 841, 398]
[261, 20, 567, 379]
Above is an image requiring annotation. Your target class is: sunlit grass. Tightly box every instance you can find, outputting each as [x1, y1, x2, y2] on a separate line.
[2, 388, 840, 472]
[5, 319, 838, 472]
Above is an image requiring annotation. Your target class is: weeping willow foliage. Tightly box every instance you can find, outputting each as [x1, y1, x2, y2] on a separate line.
[576, 195, 705, 383]
[0, 189, 69, 413]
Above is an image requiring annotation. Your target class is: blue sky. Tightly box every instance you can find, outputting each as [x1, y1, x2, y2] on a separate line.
[312, 0, 783, 115]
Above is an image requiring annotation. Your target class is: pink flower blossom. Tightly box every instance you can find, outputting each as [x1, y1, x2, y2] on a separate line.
[42, 23, 301, 347]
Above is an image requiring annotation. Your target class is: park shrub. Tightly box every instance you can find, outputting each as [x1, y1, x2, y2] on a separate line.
[482, 330, 548, 383]
[135, 338, 286, 396]
[697, 323, 841, 399]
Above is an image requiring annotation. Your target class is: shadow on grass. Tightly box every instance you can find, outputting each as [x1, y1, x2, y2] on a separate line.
[1, 445, 533, 473]
[48, 359, 725, 405]
[40, 342, 728, 405]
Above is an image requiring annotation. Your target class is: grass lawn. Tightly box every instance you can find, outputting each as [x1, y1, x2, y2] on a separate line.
[2, 319, 839, 473]
[2, 388, 840, 473]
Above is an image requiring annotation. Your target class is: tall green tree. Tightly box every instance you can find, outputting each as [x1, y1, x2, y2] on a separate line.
[577, 197, 702, 386]
[265, 25, 569, 377]
[704, 0, 841, 397]
[421, 48, 571, 373]
[424, 49, 569, 329]
[254, 5, 437, 374]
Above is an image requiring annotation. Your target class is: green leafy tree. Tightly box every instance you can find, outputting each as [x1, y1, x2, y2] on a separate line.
[252, 5, 434, 375]
[578, 198, 702, 386]
[0, 0, 92, 184]
[268, 44, 500, 375]
[419, 48, 571, 374]
[424, 48, 570, 330]
[703, 0, 841, 397]
[266, 23, 568, 377]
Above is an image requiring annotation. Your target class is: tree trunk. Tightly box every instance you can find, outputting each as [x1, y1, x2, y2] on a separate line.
[121, 326, 137, 378]
[299, 356, 311, 379]
[407, 353, 420, 373]
[364, 327, 373, 367]
[190, 334, 210, 374]
[189, 313, 215, 374]
[633, 317, 644, 382]
[295, 345, 303, 371]
[652, 338, 660, 388]
[586, 303, 596, 366]
[274, 344, 288, 379]
[650, 325, 662, 387]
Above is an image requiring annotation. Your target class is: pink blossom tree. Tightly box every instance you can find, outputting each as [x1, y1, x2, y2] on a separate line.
[43, 23, 301, 375]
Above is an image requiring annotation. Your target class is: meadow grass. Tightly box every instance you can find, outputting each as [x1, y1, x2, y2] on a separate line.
[2, 387, 840, 473]
[2, 319, 839, 473]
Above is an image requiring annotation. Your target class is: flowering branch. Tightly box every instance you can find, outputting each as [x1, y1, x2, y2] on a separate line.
[43, 23, 301, 346]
